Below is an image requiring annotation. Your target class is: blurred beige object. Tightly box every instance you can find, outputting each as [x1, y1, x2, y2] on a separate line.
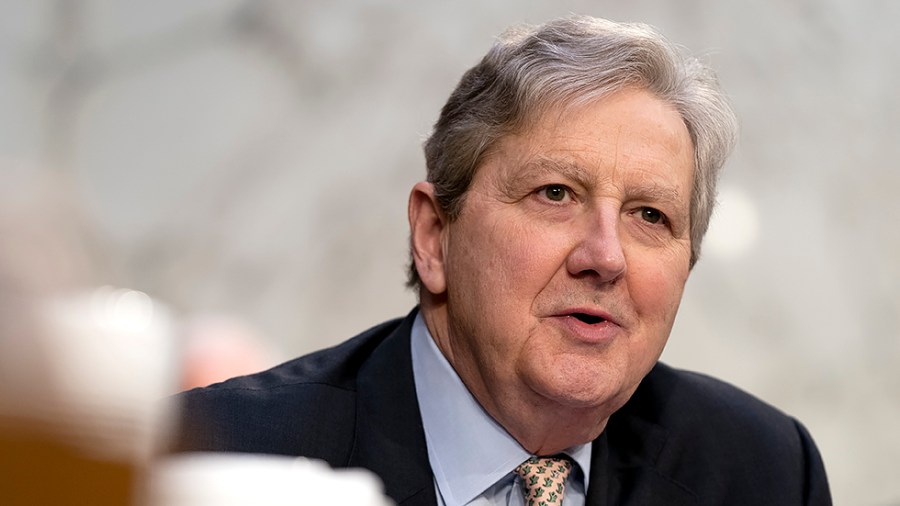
[144, 453, 394, 506]
[36, 287, 179, 462]
[0, 169, 100, 422]
[0, 169, 176, 503]
[180, 315, 278, 390]
[0, 287, 179, 506]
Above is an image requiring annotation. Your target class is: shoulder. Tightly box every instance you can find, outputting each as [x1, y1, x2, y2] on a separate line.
[609, 362, 831, 504]
[170, 316, 407, 462]
[630, 362, 799, 439]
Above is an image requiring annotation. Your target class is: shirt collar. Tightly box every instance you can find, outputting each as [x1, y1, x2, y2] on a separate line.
[410, 312, 591, 505]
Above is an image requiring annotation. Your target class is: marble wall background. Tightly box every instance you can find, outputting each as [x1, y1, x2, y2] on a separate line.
[2, 1, 898, 503]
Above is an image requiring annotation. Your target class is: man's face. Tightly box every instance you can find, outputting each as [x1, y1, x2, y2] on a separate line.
[438, 88, 695, 425]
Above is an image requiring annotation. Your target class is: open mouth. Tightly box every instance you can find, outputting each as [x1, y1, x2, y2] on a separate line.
[571, 313, 607, 325]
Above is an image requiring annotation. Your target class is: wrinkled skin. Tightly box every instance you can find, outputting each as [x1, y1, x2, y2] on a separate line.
[409, 88, 695, 454]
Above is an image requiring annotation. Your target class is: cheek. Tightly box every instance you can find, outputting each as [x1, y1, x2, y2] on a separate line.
[462, 217, 567, 294]
[629, 255, 689, 326]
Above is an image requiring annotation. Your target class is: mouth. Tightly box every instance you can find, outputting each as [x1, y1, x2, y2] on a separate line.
[570, 312, 607, 325]
[549, 309, 622, 344]
[557, 307, 619, 327]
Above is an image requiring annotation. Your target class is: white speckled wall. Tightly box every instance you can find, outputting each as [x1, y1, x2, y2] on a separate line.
[2, 1, 898, 503]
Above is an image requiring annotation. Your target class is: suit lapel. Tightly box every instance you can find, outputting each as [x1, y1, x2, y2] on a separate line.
[585, 431, 612, 505]
[347, 310, 437, 506]
[586, 397, 698, 506]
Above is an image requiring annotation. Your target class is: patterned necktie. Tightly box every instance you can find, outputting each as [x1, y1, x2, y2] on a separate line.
[515, 455, 574, 505]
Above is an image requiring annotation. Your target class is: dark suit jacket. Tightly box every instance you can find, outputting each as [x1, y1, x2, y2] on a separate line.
[174, 309, 832, 505]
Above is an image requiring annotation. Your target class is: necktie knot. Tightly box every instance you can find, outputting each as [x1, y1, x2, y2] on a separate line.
[515, 455, 573, 505]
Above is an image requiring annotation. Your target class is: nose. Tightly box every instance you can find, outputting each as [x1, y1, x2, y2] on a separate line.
[565, 204, 627, 283]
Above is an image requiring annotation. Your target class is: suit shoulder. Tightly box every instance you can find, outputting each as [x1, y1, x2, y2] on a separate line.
[190, 315, 404, 394]
[625, 362, 807, 454]
[639, 362, 796, 433]
[614, 362, 831, 504]
[170, 316, 405, 461]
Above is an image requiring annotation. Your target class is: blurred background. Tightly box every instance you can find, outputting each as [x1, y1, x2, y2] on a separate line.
[1, 0, 898, 504]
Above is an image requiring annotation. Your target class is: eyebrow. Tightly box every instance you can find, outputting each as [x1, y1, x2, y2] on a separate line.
[509, 157, 595, 189]
[511, 156, 685, 206]
[628, 180, 684, 207]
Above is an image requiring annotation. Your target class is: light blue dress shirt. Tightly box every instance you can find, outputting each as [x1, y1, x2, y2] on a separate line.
[410, 313, 591, 506]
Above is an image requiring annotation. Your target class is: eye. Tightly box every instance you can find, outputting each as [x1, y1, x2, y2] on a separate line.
[639, 207, 667, 225]
[540, 185, 570, 202]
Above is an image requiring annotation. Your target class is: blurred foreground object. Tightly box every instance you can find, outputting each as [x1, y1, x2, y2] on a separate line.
[145, 453, 393, 506]
[36, 287, 177, 461]
[0, 287, 178, 505]
[180, 315, 277, 390]
[0, 170, 176, 504]
[0, 169, 384, 504]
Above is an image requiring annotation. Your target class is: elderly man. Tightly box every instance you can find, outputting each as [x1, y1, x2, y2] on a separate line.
[175, 16, 831, 505]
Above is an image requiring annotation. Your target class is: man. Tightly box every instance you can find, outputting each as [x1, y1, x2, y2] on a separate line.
[175, 16, 832, 505]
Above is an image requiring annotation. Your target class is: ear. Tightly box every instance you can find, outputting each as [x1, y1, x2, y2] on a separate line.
[408, 182, 448, 295]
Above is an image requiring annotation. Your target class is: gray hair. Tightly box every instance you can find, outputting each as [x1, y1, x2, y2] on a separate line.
[408, 15, 737, 288]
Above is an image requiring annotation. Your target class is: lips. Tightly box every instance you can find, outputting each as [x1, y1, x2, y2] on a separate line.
[548, 307, 623, 344]
[556, 307, 620, 327]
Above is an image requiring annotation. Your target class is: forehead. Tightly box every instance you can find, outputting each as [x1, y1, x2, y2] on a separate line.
[481, 89, 695, 196]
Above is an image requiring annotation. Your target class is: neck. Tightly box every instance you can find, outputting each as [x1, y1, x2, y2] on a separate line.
[480, 386, 610, 455]
[418, 299, 612, 455]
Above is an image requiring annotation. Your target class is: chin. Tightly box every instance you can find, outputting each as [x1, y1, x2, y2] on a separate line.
[530, 372, 631, 413]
